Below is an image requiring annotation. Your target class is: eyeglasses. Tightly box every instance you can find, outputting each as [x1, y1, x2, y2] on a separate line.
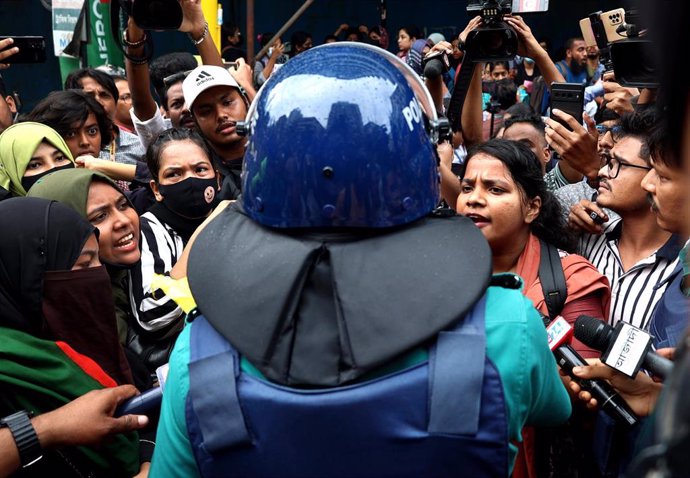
[596, 124, 623, 143]
[605, 155, 652, 179]
[162, 70, 192, 90]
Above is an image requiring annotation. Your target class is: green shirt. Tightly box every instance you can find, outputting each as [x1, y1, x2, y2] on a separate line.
[150, 284, 571, 477]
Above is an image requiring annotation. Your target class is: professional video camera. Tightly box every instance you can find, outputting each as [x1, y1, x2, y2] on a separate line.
[580, 8, 657, 88]
[464, 0, 518, 61]
[118, 0, 183, 30]
[609, 9, 657, 88]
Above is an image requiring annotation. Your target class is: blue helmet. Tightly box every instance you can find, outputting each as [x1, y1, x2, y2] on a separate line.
[240, 42, 446, 228]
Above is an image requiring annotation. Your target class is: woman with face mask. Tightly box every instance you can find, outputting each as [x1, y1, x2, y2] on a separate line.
[0, 197, 144, 477]
[0, 122, 75, 200]
[28, 168, 172, 378]
[126, 128, 219, 355]
[27, 170, 141, 337]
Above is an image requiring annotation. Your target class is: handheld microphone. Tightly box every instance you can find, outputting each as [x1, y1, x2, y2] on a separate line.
[115, 386, 163, 417]
[423, 50, 450, 79]
[574, 316, 673, 380]
[545, 316, 638, 426]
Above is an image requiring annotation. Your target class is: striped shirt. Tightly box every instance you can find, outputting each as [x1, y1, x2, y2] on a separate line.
[128, 212, 185, 339]
[578, 217, 682, 329]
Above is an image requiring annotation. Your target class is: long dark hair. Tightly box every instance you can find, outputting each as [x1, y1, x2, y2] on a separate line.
[461, 139, 578, 252]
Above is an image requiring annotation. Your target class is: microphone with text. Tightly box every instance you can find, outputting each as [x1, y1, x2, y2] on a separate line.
[574, 316, 673, 380]
[544, 315, 638, 426]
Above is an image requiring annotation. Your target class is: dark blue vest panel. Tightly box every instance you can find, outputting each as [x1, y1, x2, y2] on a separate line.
[650, 265, 689, 349]
[185, 297, 509, 478]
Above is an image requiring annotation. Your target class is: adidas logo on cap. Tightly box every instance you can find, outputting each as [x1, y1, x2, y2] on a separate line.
[196, 70, 213, 86]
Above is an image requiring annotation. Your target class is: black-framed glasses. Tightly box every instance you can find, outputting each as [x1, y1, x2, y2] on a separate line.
[596, 124, 623, 143]
[605, 155, 652, 179]
[162, 69, 192, 90]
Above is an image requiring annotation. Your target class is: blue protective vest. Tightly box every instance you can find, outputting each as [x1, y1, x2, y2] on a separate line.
[649, 264, 690, 349]
[185, 295, 510, 478]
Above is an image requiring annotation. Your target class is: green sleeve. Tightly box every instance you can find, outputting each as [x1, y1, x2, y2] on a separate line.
[149, 324, 199, 478]
[484, 285, 572, 461]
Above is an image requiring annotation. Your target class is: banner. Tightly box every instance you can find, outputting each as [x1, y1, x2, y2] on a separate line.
[84, 0, 124, 68]
[52, 0, 85, 57]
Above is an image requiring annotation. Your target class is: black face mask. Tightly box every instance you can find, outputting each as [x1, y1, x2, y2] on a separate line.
[21, 162, 75, 192]
[157, 176, 219, 219]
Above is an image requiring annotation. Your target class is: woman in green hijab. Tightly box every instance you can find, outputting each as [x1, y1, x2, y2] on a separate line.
[0, 122, 75, 199]
[28, 169, 141, 343]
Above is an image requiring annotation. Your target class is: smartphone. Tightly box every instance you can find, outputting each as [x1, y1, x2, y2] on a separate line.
[0, 36, 46, 64]
[550, 82, 585, 131]
[579, 17, 597, 48]
[599, 8, 626, 44]
[579, 8, 626, 51]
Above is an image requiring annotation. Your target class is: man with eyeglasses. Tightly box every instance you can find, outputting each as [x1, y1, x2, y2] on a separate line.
[568, 108, 683, 330]
[552, 107, 622, 222]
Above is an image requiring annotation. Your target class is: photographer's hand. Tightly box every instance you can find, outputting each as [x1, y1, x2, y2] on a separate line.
[505, 15, 565, 86]
[0, 38, 18, 69]
[545, 111, 599, 181]
[228, 58, 256, 102]
[177, 0, 223, 67]
[602, 81, 638, 116]
[178, 0, 205, 35]
[459, 16, 483, 45]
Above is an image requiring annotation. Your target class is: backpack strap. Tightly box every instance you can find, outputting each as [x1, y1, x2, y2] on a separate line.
[188, 317, 252, 452]
[538, 240, 568, 319]
[428, 294, 487, 435]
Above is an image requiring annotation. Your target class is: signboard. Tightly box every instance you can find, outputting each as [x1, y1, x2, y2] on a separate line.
[52, 0, 84, 57]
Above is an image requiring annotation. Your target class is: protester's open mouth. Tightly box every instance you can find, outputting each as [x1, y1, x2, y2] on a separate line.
[114, 232, 136, 251]
[465, 213, 490, 228]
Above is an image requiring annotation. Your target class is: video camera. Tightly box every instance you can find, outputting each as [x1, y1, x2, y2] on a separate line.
[118, 0, 183, 30]
[465, 0, 518, 62]
[580, 8, 657, 88]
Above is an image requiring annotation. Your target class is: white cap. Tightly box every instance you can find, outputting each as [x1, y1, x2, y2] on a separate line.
[182, 65, 241, 110]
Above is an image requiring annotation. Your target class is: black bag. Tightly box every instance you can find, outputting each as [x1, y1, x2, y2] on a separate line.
[534, 241, 601, 478]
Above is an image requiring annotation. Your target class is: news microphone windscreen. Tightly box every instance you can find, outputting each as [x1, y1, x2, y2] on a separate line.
[424, 59, 444, 79]
[574, 315, 613, 351]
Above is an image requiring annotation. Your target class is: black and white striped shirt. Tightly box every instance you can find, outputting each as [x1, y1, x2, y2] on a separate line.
[578, 218, 682, 330]
[128, 212, 185, 338]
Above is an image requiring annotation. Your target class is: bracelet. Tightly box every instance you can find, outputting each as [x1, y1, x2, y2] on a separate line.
[123, 30, 147, 48]
[188, 22, 209, 46]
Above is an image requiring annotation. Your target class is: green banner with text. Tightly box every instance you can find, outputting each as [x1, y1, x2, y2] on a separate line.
[85, 0, 123, 68]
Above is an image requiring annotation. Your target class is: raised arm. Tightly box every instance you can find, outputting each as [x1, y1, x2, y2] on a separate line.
[505, 15, 565, 88]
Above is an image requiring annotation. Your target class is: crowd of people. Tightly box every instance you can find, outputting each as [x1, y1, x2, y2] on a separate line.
[1, 0, 689, 477]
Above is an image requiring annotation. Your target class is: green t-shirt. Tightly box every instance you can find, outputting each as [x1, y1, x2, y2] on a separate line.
[150, 284, 571, 477]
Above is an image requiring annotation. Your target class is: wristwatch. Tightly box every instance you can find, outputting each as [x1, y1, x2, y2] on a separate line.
[0, 410, 43, 467]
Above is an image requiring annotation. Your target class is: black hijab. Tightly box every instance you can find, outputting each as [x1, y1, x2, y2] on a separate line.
[0, 197, 93, 333]
[0, 197, 134, 385]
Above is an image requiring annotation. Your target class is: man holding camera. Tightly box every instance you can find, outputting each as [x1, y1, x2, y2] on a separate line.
[124, 0, 253, 201]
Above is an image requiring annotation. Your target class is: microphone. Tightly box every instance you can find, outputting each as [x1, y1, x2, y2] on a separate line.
[545, 316, 638, 426]
[423, 50, 450, 79]
[574, 316, 673, 380]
